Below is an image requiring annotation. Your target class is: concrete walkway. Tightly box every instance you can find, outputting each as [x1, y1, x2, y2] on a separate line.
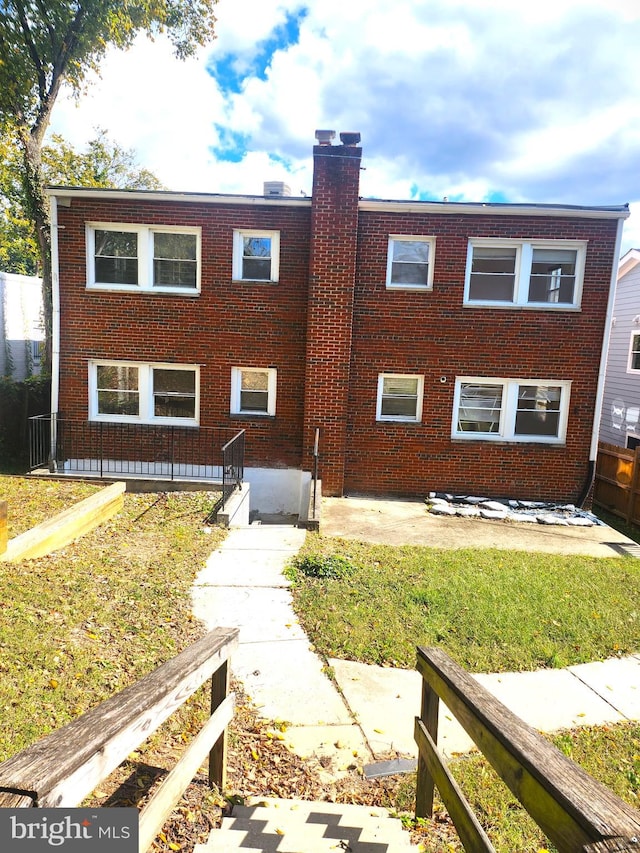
[191, 517, 640, 770]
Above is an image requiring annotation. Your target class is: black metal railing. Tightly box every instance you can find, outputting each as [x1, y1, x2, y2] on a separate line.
[29, 416, 245, 508]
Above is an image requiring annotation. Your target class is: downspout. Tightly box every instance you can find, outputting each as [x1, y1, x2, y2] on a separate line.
[49, 194, 60, 472]
[578, 215, 626, 506]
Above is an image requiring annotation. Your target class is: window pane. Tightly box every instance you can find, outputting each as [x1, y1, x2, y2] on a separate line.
[515, 385, 562, 436]
[458, 384, 502, 432]
[94, 230, 138, 284]
[153, 369, 196, 418]
[242, 236, 272, 280]
[241, 371, 269, 392]
[240, 370, 269, 411]
[381, 376, 419, 418]
[390, 240, 430, 285]
[632, 335, 640, 370]
[469, 247, 516, 301]
[153, 233, 197, 288]
[528, 249, 576, 303]
[96, 365, 139, 415]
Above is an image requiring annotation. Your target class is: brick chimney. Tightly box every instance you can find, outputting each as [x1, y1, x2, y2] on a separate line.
[303, 130, 362, 496]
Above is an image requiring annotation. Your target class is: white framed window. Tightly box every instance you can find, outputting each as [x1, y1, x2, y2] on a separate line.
[464, 239, 586, 308]
[452, 377, 570, 443]
[628, 332, 640, 373]
[376, 374, 424, 422]
[232, 230, 280, 282]
[86, 224, 201, 292]
[231, 367, 277, 416]
[386, 236, 435, 289]
[89, 361, 199, 425]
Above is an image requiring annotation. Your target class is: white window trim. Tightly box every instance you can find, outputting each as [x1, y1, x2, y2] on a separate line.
[86, 223, 201, 294]
[376, 373, 424, 423]
[627, 331, 640, 374]
[230, 367, 277, 416]
[451, 376, 571, 443]
[232, 229, 280, 283]
[463, 238, 586, 309]
[386, 235, 436, 290]
[88, 360, 200, 426]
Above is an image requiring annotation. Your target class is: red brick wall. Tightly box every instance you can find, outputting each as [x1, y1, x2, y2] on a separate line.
[302, 144, 362, 495]
[56, 196, 311, 470]
[344, 210, 619, 500]
[55, 178, 621, 503]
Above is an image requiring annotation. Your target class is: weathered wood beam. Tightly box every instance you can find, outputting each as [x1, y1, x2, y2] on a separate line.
[0, 627, 239, 807]
[416, 647, 640, 853]
[1, 481, 126, 562]
[414, 717, 495, 852]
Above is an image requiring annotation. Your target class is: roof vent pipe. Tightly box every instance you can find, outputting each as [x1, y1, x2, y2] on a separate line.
[315, 129, 336, 146]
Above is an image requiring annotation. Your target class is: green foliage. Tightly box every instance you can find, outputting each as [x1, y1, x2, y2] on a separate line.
[291, 553, 355, 580]
[0, 375, 51, 471]
[0, 129, 163, 274]
[288, 535, 640, 672]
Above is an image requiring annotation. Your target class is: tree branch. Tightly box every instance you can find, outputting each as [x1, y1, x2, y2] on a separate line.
[14, 0, 47, 103]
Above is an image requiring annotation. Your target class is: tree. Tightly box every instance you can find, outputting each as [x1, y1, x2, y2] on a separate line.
[1, 129, 164, 274]
[0, 0, 218, 369]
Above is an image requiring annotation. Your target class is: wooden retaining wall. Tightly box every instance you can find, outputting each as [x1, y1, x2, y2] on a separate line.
[0, 481, 126, 562]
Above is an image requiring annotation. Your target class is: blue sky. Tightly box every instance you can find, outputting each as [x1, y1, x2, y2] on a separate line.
[50, 0, 640, 253]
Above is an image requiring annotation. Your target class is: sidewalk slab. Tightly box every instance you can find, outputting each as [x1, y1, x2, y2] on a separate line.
[568, 656, 640, 719]
[232, 639, 353, 726]
[191, 586, 306, 643]
[475, 668, 627, 731]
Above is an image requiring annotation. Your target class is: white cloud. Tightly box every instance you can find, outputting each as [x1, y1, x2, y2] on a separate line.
[48, 0, 640, 250]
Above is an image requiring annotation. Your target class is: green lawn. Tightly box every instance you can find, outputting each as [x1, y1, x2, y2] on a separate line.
[286, 536, 640, 672]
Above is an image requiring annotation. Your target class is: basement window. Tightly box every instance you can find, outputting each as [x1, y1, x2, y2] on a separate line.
[452, 377, 570, 443]
[89, 361, 199, 425]
[376, 374, 424, 422]
[231, 367, 277, 416]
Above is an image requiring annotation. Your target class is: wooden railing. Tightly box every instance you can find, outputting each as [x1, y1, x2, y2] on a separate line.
[0, 627, 239, 853]
[415, 646, 640, 853]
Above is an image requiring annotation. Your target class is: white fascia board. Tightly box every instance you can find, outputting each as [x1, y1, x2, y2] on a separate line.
[618, 248, 640, 279]
[45, 187, 311, 208]
[358, 199, 630, 220]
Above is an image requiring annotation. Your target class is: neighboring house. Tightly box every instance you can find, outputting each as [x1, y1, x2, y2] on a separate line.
[0, 272, 44, 380]
[599, 249, 640, 449]
[45, 131, 627, 513]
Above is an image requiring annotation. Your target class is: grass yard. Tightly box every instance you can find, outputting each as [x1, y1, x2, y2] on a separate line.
[286, 536, 640, 672]
[0, 475, 101, 537]
[0, 482, 225, 760]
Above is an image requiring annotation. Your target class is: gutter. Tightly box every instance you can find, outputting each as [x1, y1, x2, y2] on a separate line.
[579, 215, 626, 505]
[49, 195, 60, 471]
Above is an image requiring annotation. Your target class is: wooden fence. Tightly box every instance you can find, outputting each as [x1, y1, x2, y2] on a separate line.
[0, 627, 239, 853]
[415, 646, 640, 852]
[593, 441, 640, 526]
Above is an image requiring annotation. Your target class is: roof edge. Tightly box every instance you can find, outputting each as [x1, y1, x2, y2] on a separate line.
[618, 248, 640, 278]
[358, 199, 630, 220]
[45, 186, 311, 207]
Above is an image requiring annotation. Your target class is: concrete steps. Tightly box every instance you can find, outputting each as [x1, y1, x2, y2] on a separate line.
[194, 796, 420, 851]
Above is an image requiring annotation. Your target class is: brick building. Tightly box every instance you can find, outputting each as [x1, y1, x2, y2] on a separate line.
[47, 131, 628, 515]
